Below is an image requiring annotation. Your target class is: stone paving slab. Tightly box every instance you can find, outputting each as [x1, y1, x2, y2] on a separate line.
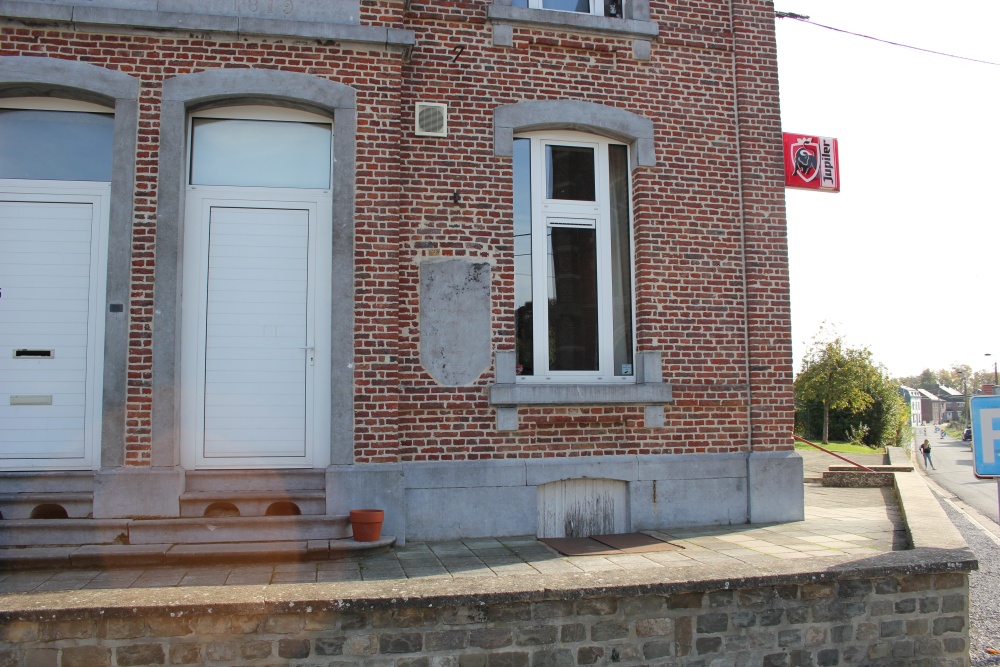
[0, 481, 905, 596]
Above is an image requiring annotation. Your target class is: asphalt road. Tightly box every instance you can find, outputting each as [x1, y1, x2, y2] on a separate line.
[913, 427, 1000, 525]
[911, 427, 1000, 666]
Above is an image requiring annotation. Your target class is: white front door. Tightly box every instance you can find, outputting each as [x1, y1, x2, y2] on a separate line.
[0, 185, 109, 470]
[180, 191, 331, 468]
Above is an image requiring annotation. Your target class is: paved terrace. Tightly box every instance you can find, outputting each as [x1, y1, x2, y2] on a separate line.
[0, 450, 907, 596]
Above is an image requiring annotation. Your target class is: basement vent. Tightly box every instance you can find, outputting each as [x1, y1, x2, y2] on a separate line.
[415, 102, 448, 137]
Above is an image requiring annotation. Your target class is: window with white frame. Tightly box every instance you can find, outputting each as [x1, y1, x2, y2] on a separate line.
[510, 0, 622, 18]
[513, 132, 634, 383]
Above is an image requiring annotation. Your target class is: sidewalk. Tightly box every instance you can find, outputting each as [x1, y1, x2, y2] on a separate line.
[0, 449, 904, 597]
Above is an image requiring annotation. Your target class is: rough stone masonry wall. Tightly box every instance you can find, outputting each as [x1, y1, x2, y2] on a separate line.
[0, 571, 969, 666]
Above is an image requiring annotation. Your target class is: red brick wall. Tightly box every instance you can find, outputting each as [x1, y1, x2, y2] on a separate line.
[394, 0, 793, 462]
[0, 0, 793, 466]
[1, 4, 407, 465]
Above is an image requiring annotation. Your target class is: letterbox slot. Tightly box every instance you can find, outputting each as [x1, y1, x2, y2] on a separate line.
[10, 395, 53, 406]
[13, 349, 54, 358]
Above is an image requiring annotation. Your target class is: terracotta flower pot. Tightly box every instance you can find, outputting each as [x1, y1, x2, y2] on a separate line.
[349, 509, 384, 542]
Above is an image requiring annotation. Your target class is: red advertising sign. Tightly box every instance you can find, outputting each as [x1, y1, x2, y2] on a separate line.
[783, 133, 840, 192]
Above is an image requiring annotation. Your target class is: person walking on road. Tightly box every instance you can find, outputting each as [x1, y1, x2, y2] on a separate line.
[920, 439, 936, 470]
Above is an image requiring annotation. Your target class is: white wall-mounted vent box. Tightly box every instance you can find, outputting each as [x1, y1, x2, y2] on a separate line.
[415, 102, 448, 137]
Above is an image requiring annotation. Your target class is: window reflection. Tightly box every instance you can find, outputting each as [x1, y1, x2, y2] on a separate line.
[547, 227, 598, 371]
[513, 138, 535, 376]
[546, 145, 596, 201]
[543, 0, 592, 11]
[514, 0, 593, 9]
[608, 144, 633, 376]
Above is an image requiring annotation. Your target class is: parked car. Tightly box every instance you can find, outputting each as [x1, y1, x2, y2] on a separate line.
[963, 427, 972, 441]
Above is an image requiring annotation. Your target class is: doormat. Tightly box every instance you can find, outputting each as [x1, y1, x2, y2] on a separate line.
[540, 532, 683, 557]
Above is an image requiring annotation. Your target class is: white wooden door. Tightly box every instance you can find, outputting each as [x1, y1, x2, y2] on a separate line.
[0, 187, 109, 470]
[536, 478, 629, 538]
[181, 192, 330, 468]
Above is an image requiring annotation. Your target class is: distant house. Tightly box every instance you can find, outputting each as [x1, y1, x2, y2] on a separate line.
[932, 385, 964, 423]
[917, 389, 944, 424]
[898, 386, 922, 426]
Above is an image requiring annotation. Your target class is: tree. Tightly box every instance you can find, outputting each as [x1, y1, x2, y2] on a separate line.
[899, 368, 938, 391]
[794, 336, 880, 444]
[856, 370, 909, 448]
[916, 368, 937, 390]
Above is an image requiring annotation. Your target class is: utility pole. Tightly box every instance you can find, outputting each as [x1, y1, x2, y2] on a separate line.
[958, 373, 969, 428]
[958, 372, 969, 429]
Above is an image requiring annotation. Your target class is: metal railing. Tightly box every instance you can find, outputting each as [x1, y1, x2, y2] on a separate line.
[793, 435, 877, 473]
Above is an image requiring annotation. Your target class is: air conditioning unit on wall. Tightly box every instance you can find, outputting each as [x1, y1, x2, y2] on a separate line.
[415, 102, 448, 137]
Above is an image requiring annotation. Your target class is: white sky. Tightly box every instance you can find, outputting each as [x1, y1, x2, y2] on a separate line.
[774, 0, 1000, 378]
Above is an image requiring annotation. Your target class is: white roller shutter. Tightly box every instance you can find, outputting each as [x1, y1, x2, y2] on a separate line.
[202, 206, 310, 459]
[0, 196, 104, 466]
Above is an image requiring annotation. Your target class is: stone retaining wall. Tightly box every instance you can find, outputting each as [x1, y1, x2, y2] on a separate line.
[0, 567, 971, 667]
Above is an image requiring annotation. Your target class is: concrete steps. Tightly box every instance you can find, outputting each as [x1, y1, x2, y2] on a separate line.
[0, 469, 394, 571]
[179, 469, 328, 517]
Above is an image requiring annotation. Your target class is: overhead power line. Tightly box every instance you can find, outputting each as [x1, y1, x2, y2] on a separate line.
[775, 11, 1000, 67]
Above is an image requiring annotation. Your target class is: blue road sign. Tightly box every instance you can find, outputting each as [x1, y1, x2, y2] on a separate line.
[971, 396, 1000, 478]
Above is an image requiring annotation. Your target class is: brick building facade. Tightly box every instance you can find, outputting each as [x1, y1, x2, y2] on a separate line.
[0, 0, 802, 548]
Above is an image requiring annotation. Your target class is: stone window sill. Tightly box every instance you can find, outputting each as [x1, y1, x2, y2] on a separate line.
[489, 351, 671, 430]
[487, 5, 658, 40]
[489, 382, 672, 407]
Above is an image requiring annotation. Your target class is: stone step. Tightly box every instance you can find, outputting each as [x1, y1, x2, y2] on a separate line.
[0, 519, 131, 548]
[0, 515, 353, 548]
[0, 536, 396, 570]
[828, 464, 913, 472]
[0, 471, 95, 493]
[183, 469, 326, 493]
[128, 515, 351, 545]
[0, 492, 94, 519]
[821, 470, 895, 487]
[179, 490, 326, 517]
